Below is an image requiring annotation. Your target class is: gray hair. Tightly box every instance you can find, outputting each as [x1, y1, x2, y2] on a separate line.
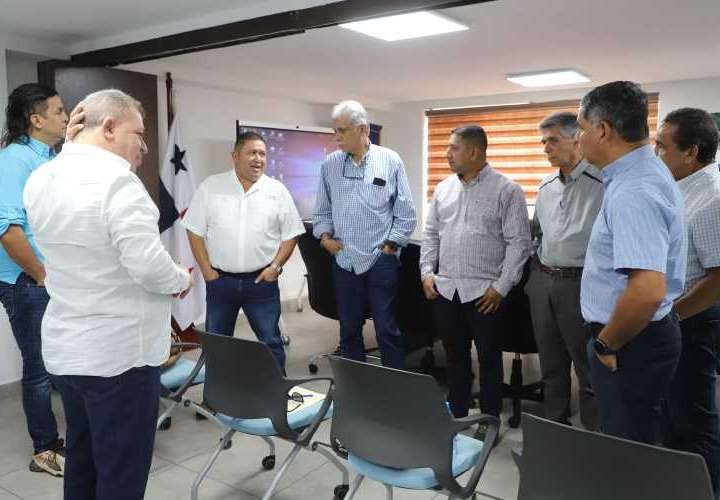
[539, 111, 579, 138]
[331, 100, 368, 126]
[80, 89, 144, 129]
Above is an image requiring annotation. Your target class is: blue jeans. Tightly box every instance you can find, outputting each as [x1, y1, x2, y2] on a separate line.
[0, 272, 60, 453]
[588, 313, 681, 445]
[332, 253, 404, 369]
[665, 305, 720, 498]
[205, 272, 285, 369]
[51, 366, 160, 500]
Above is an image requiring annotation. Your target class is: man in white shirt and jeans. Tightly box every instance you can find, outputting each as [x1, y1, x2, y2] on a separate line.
[24, 89, 191, 500]
[184, 131, 305, 370]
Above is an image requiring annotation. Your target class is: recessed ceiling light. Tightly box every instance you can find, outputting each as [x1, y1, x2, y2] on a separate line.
[506, 69, 590, 88]
[339, 11, 468, 42]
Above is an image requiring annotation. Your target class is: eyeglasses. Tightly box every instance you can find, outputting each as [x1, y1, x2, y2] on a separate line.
[342, 155, 364, 180]
[287, 392, 304, 412]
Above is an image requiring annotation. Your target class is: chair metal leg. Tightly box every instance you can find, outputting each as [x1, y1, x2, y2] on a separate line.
[261, 444, 302, 500]
[156, 400, 178, 429]
[345, 474, 365, 500]
[191, 429, 235, 500]
[279, 316, 290, 347]
[261, 436, 276, 456]
[314, 444, 349, 485]
[296, 275, 306, 311]
[384, 484, 393, 500]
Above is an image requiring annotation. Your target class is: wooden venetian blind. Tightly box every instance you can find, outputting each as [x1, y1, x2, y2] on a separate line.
[426, 95, 659, 204]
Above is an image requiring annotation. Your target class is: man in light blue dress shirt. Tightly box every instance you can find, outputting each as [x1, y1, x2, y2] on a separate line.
[0, 83, 68, 475]
[656, 107, 720, 497]
[313, 100, 416, 368]
[578, 81, 687, 445]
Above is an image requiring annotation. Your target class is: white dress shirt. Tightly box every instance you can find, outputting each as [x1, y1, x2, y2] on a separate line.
[24, 143, 190, 377]
[420, 165, 532, 302]
[183, 171, 305, 273]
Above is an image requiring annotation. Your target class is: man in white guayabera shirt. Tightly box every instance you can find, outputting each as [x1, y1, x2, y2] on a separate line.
[24, 89, 191, 500]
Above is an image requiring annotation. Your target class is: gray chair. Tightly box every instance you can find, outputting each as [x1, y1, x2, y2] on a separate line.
[516, 412, 714, 500]
[327, 355, 499, 500]
[191, 331, 348, 500]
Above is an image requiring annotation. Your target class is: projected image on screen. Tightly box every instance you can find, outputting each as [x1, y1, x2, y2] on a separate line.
[237, 124, 337, 220]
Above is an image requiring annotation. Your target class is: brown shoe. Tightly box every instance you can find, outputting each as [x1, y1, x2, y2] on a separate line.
[29, 440, 65, 477]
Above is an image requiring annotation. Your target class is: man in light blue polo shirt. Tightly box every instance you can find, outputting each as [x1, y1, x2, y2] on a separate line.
[0, 83, 68, 475]
[578, 81, 687, 445]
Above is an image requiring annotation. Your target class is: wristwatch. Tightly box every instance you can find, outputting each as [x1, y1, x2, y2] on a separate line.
[270, 262, 283, 275]
[383, 240, 398, 252]
[593, 337, 617, 356]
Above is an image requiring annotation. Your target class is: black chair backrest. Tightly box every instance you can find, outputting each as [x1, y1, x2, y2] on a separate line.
[517, 413, 714, 500]
[329, 356, 459, 486]
[297, 221, 338, 320]
[502, 258, 537, 354]
[396, 242, 437, 353]
[197, 330, 297, 439]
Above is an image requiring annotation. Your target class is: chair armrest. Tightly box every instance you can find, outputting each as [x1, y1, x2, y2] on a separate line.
[450, 413, 500, 433]
[283, 376, 334, 388]
[166, 352, 206, 400]
[171, 341, 201, 349]
[295, 384, 335, 446]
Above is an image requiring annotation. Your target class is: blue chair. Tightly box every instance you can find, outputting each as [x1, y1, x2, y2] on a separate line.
[191, 331, 348, 500]
[158, 341, 210, 430]
[327, 356, 499, 500]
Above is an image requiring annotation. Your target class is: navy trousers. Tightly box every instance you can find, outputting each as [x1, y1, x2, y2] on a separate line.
[588, 314, 681, 445]
[332, 253, 404, 369]
[51, 366, 160, 500]
[665, 305, 720, 498]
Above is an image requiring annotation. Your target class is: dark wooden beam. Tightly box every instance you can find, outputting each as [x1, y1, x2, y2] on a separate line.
[71, 0, 495, 66]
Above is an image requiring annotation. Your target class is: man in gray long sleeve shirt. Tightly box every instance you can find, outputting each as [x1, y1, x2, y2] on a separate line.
[420, 125, 532, 422]
[525, 112, 603, 430]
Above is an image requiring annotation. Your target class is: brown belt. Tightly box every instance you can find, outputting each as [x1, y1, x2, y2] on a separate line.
[539, 263, 583, 279]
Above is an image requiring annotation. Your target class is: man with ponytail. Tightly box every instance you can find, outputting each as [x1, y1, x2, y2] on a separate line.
[0, 83, 68, 476]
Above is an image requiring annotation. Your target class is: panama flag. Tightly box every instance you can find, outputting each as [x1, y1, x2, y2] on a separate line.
[159, 116, 205, 329]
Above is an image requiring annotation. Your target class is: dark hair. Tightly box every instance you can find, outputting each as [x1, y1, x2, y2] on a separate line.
[662, 107, 719, 164]
[234, 131, 266, 151]
[539, 111, 579, 138]
[1, 83, 59, 147]
[452, 125, 488, 152]
[579, 81, 648, 142]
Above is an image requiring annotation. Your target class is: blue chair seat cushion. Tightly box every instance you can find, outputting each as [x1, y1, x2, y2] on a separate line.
[348, 434, 484, 490]
[216, 400, 333, 436]
[160, 358, 205, 390]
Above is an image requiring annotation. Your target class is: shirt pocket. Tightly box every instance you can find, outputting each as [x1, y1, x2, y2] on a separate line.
[358, 182, 389, 212]
[249, 193, 280, 236]
[466, 198, 500, 236]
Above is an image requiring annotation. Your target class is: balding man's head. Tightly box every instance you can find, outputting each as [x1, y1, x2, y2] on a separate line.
[74, 89, 147, 171]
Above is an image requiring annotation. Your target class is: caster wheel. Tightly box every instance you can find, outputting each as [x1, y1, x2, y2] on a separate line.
[222, 438, 233, 450]
[159, 417, 172, 431]
[333, 484, 349, 499]
[508, 415, 521, 429]
[282, 336, 291, 346]
[309, 363, 318, 374]
[262, 455, 276, 470]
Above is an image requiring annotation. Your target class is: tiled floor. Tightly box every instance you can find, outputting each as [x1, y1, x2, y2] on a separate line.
[0, 304, 554, 499]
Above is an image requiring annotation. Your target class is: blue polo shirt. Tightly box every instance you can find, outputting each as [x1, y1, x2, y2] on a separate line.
[580, 145, 687, 324]
[0, 137, 54, 284]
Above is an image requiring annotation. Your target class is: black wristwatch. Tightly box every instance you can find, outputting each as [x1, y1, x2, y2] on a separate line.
[594, 337, 617, 356]
[383, 240, 398, 252]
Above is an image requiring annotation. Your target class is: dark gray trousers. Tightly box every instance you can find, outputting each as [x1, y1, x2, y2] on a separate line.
[525, 267, 597, 430]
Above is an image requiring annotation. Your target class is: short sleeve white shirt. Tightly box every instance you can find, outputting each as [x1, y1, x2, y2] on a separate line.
[183, 171, 305, 272]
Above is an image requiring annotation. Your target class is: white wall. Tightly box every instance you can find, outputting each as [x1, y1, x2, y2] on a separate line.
[377, 76, 720, 238]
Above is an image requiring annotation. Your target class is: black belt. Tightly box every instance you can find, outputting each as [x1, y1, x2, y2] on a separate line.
[588, 313, 673, 336]
[212, 267, 265, 279]
[539, 263, 583, 279]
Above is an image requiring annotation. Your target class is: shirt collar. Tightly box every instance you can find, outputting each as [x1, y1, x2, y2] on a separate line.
[230, 169, 266, 195]
[567, 159, 590, 182]
[601, 144, 654, 185]
[24, 136, 55, 159]
[459, 163, 491, 187]
[677, 162, 720, 192]
[344, 144, 374, 166]
[60, 143, 130, 171]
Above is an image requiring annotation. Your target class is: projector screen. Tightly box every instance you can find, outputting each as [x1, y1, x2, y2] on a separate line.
[236, 121, 337, 220]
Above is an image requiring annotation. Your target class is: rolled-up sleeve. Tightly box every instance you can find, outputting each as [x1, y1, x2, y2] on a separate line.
[312, 162, 334, 239]
[279, 186, 305, 241]
[0, 207, 26, 238]
[105, 174, 190, 294]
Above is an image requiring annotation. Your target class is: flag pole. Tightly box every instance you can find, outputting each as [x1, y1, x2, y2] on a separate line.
[165, 72, 174, 132]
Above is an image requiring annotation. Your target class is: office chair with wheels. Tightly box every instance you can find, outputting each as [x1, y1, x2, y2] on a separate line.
[191, 331, 348, 500]
[326, 356, 499, 500]
[516, 413, 714, 500]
